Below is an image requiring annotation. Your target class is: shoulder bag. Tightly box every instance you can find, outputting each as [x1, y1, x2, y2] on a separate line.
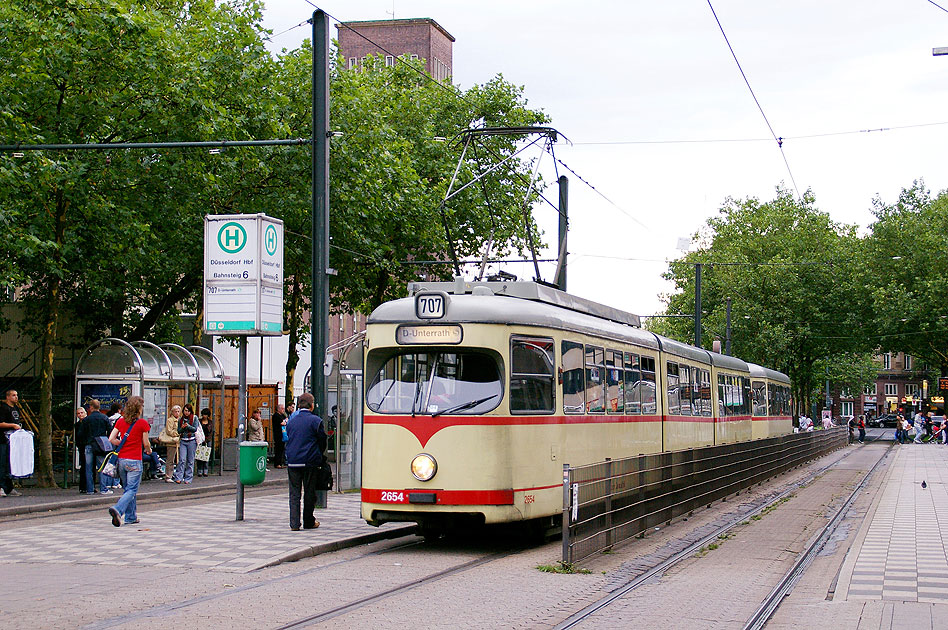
[93, 435, 113, 454]
[158, 427, 178, 445]
[98, 420, 137, 478]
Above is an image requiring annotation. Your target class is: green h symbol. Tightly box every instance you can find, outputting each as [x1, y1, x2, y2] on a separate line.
[218, 221, 247, 254]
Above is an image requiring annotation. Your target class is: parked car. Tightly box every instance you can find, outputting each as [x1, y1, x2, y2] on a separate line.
[873, 414, 899, 428]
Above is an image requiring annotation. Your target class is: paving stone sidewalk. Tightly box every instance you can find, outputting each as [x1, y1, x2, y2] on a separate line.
[0, 492, 414, 573]
[839, 443, 948, 603]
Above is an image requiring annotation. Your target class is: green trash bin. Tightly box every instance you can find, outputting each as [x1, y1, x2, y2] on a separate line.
[239, 441, 269, 486]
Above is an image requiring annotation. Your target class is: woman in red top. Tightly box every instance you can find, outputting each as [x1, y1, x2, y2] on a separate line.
[106, 396, 152, 527]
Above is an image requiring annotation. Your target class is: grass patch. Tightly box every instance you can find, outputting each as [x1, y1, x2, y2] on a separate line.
[537, 562, 592, 574]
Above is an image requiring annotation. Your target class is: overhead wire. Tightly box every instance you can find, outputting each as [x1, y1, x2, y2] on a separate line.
[303, 2, 647, 231]
[706, 0, 802, 199]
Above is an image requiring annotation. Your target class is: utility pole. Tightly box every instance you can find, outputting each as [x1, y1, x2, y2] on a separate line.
[311, 10, 330, 418]
[554, 176, 568, 291]
[725, 297, 732, 355]
[694, 263, 702, 348]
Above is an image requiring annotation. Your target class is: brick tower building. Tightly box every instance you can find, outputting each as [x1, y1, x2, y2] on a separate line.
[336, 18, 455, 81]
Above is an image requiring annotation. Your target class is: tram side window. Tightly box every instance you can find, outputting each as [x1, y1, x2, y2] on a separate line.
[677, 365, 690, 416]
[562, 341, 585, 414]
[752, 380, 767, 417]
[606, 349, 623, 414]
[700, 369, 712, 416]
[586, 346, 605, 413]
[510, 336, 555, 413]
[718, 374, 728, 417]
[742, 377, 751, 416]
[666, 361, 680, 416]
[640, 356, 657, 414]
[624, 353, 641, 415]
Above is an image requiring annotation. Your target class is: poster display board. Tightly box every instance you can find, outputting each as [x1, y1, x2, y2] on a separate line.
[204, 214, 284, 336]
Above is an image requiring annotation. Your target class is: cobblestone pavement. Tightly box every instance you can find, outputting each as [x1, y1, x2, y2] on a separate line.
[838, 444, 948, 603]
[0, 492, 411, 573]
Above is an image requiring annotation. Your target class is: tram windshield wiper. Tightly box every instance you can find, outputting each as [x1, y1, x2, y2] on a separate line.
[431, 393, 499, 417]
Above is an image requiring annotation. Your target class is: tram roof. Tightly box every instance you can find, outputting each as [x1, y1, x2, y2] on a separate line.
[370, 281, 658, 349]
[747, 362, 791, 384]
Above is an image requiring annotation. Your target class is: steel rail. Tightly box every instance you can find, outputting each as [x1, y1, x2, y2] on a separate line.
[552, 438, 889, 630]
[273, 548, 518, 629]
[741, 440, 895, 630]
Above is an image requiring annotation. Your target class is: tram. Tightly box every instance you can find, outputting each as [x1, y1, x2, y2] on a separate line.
[360, 280, 792, 534]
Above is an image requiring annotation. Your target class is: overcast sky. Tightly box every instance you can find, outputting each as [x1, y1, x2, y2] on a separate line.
[260, 0, 948, 317]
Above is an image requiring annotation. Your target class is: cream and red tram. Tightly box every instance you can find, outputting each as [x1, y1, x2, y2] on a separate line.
[361, 281, 791, 532]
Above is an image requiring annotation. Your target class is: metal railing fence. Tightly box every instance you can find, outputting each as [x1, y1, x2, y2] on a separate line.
[562, 427, 847, 564]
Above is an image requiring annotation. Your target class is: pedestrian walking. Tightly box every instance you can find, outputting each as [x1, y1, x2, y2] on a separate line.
[285, 393, 327, 531]
[913, 411, 925, 444]
[107, 395, 151, 527]
[857, 415, 866, 443]
[0, 389, 23, 497]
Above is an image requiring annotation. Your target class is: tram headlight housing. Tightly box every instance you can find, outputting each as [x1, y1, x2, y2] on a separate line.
[411, 453, 437, 481]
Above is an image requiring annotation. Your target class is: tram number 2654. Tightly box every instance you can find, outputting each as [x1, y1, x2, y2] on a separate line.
[380, 491, 406, 503]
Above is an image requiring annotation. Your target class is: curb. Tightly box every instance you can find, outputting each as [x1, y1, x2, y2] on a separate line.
[249, 523, 419, 571]
[0, 476, 289, 518]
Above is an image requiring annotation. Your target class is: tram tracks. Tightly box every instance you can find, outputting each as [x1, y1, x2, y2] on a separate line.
[552, 438, 894, 630]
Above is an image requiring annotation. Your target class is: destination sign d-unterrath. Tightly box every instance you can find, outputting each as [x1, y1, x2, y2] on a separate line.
[396, 325, 463, 345]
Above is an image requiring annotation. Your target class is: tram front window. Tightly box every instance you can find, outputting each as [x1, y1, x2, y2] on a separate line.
[366, 351, 502, 416]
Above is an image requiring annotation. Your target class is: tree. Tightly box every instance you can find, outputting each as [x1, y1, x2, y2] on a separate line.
[0, 0, 276, 485]
[652, 187, 870, 415]
[264, 49, 550, 400]
[865, 181, 948, 377]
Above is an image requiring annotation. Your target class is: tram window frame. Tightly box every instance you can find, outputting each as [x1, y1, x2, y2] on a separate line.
[606, 349, 623, 414]
[752, 380, 767, 417]
[624, 352, 641, 415]
[364, 348, 504, 415]
[640, 355, 657, 415]
[699, 369, 712, 417]
[562, 340, 585, 414]
[718, 373, 728, 417]
[585, 345, 606, 414]
[509, 335, 555, 414]
[680, 364, 694, 416]
[666, 361, 680, 416]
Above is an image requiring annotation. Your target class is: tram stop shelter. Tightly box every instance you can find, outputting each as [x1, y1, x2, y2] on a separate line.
[75, 338, 226, 472]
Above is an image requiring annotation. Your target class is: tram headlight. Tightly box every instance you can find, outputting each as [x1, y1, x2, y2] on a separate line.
[411, 453, 437, 481]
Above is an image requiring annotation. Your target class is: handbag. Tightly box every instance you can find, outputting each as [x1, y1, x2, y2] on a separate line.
[195, 421, 205, 445]
[195, 444, 211, 462]
[158, 428, 177, 445]
[93, 435, 113, 454]
[98, 420, 137, 477]
[316, 459, 333, 491]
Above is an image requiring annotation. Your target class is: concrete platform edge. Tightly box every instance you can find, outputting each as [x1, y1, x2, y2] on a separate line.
[250, 523, 419, 571]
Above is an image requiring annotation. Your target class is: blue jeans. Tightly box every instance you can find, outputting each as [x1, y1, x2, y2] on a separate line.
[113, 459, 142, 523]
[84, 445, 114, 493]
[175, 439, 196, 482]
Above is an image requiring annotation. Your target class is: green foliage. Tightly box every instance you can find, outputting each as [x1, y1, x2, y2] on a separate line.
[536, 562, 592, 574]
[656, 187, 869, 411]
[865, 181, 948, 375]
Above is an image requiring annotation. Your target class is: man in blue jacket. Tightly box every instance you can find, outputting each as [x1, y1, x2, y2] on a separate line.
[285, 392, 327, 531]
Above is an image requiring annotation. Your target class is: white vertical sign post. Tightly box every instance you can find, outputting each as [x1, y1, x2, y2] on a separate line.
[204, 214, 283, 521]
